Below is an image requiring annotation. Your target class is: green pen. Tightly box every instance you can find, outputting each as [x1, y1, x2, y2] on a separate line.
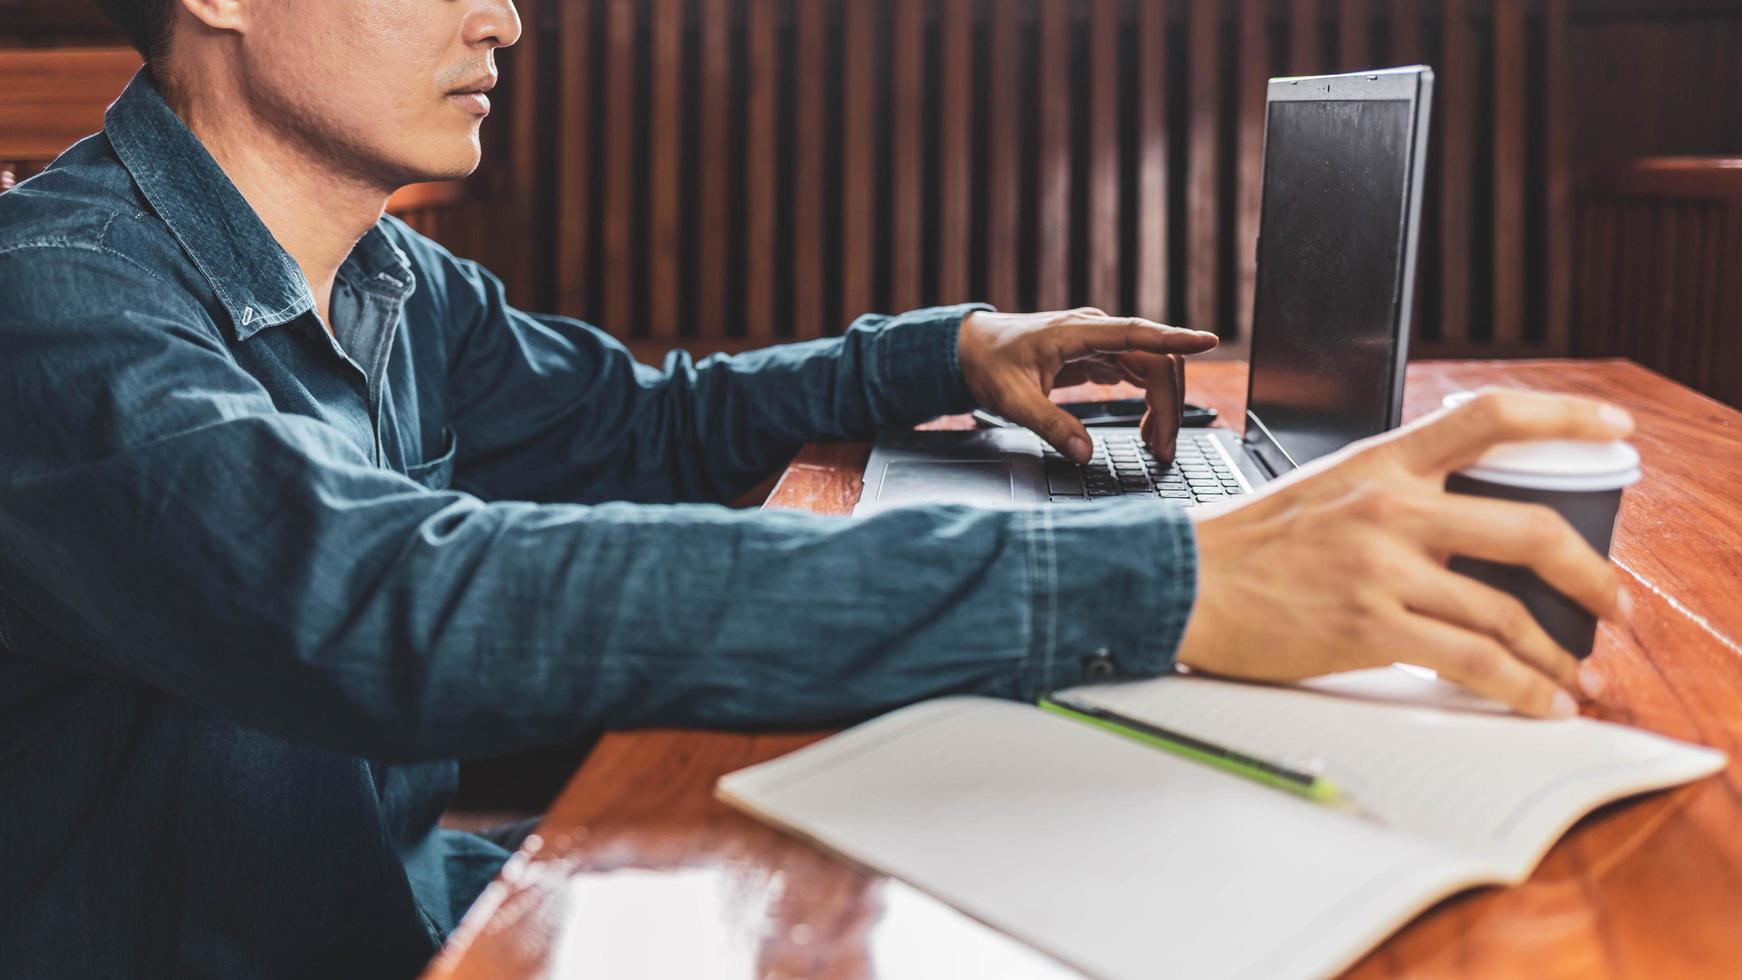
[1039, 693, 1381, 822]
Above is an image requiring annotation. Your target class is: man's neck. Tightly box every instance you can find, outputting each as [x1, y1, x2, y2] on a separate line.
[164, 73, 392, 333]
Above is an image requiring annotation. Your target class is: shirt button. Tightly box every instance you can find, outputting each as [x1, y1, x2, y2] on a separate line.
[1082, 647, 1116, 681]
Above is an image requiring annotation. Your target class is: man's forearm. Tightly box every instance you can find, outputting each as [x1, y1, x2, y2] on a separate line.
[438, 235, 992, 507]
[5, 406, 1197, 762]
[609, 302, 996, 504]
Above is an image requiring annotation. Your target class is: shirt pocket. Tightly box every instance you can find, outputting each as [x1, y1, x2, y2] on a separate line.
[404, 428, 458, 491]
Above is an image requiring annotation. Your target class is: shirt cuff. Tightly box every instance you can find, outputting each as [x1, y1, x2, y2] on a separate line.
[864, 302, 994, 424]
[1013, 498, 1199, 697]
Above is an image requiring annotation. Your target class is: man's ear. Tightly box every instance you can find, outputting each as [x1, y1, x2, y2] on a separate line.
[176, 0, 250, 35]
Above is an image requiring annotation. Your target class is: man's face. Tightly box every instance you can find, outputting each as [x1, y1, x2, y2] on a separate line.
[235, 0, 520, 186]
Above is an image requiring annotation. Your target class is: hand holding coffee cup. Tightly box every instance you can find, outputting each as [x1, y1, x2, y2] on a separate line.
[1182, 387, 1631, 719]
[1442, 390, 1640, 659]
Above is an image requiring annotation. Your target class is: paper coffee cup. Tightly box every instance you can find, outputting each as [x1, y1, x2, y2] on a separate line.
[1440, 392, 1640, 658]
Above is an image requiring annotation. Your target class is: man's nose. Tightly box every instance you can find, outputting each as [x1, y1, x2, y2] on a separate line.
[463, 0, 523, 49]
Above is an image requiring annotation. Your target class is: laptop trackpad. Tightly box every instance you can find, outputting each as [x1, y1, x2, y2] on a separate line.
[877, 460, 1015, 505]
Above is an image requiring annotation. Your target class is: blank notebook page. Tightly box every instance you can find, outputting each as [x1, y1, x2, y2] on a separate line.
[1067, 667, 1726, 873]
[720, 696, 1489, 980]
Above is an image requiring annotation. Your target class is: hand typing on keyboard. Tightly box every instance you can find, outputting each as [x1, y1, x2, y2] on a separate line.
[1041, 431, 1248, 507]
[956, 309, 1220, 465]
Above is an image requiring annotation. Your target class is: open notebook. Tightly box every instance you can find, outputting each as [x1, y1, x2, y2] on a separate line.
[717, 668, 1725, 980]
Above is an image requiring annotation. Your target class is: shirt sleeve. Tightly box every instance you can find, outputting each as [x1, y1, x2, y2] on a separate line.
[0, 246, 1198, 764]
[409, 226, 990, 506]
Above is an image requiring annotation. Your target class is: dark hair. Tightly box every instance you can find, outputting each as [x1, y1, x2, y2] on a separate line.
[90, 0, 176, 66]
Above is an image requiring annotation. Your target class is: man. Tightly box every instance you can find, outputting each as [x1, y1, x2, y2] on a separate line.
[0, 0, 1630, 976]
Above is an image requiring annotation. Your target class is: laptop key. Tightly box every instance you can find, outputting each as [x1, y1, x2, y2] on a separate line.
[1044, 461, 1086, 496]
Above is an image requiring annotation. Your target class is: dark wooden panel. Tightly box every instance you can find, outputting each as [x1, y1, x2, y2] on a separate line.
[1186, 0, 1221, 335]
[1724, 206, 1742, 406]
[985, 0, 1026, 313]
[695, 0, 734, 337]
[1389, 0, 1421, 63]
[840, 0, 879, 327]
[647, 0, 684, 340]
[1235, 0, 1269, 340]
[1568, 10, 1742, 169]
[743, 0, 780, 341]
[600, 0, 642, 333]
[1087, 0, 1122, 308]
[0, 0, 117, 41]
[1572, 159, 1742, 409]
[1545, 0, 1573, 354]
[1035, 0, 1072, 312]
[1135, 0, 1168, 322]
[936, 0, 974, 306]
[889, 0, 926, 314]
[1290, 0, 1321, 74]
[555, 0, 593, 319]
[1491, 0, 1527, 349]
[790, 0, 828, 339]
[1337, 0, 1369, 69]
[1439, 0, 1476, 349]
[507, 0, 544, 308]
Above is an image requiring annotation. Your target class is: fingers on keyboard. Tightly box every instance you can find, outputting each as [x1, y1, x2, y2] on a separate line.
[1044, 430, 1244, 504]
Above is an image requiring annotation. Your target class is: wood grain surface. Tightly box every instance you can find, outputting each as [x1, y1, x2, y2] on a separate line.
[427, 360, 1742, 980]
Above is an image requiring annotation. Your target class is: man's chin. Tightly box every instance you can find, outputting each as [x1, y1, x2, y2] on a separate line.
[389, 138, 483, 186]
[411, 154, 482, 183]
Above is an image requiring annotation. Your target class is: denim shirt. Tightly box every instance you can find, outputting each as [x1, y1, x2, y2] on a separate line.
[0, 71, 1197, 978]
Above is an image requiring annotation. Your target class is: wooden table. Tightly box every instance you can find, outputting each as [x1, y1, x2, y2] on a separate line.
[426, 360, 1742, 979]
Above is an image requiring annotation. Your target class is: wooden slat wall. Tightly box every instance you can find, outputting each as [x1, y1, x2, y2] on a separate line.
[540, 0, 1575, 355]
[743, 0, 778, 342]
[1491, 0, 1526, 350]
[1573, 159, 1742, 410]
[984, 1, 1025, 314]
[1036, 0, 1072, 313]
[936, 0, 974, 306]
[1186, 0, 1221, 338]
[790, 0, 828, 341]
[0, 5, 1578, 360]
[1135, 0, 1169, 322]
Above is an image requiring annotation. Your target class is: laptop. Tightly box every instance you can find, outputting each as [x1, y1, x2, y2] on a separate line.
[854, 66, 1435, 516]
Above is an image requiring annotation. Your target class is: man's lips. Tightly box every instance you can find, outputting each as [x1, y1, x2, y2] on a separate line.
[447, 74, 497, 114]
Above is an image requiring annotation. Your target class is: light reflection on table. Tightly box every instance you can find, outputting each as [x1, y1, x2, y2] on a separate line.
[547, 866, 772, 978]
[869, 879, 1078, 979]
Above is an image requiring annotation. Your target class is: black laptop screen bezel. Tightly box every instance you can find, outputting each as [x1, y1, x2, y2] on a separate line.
[1241, 67, 1435, 477]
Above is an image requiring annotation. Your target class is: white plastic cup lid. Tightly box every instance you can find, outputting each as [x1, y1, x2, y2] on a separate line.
[1441, 391, 1642, 492]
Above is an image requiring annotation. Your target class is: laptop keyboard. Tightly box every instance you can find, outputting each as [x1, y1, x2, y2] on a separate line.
[1041, 430, 1248, 507]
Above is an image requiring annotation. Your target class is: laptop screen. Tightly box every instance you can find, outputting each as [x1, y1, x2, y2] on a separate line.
[1244, 79, 1426, 471]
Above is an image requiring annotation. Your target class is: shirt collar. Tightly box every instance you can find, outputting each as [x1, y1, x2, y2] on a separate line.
[104, 69, 413, 341]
